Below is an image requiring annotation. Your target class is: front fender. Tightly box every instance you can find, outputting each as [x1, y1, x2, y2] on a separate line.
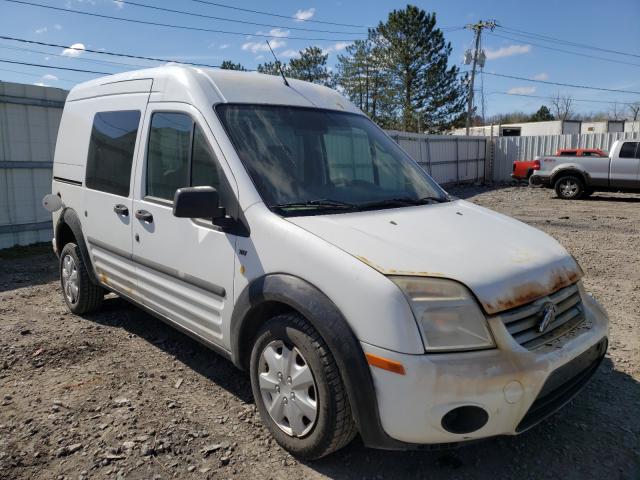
[230, 273, 405, 450]
[55, 208, 98, 284]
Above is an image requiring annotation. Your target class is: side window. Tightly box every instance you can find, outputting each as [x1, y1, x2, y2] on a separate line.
[146, 112, 225, 201]
[85, 110, 141, 196]
[146, 113, 192, 200]
[619, 142, 638, 159]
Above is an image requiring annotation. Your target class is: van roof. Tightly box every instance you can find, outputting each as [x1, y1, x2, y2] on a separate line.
[66, 64, 361, 114]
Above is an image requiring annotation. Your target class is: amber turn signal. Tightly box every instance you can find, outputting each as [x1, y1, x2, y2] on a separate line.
[365, 353, 406, 375]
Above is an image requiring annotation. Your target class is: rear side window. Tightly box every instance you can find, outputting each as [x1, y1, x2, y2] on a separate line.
[619, 142, 639, 158]
[559, 151, 576, 156]
[146, 112, 224, 201]
[85, 110, 141, 197]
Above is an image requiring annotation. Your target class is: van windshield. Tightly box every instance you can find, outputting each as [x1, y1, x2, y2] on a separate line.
[216, 104, 448, 215]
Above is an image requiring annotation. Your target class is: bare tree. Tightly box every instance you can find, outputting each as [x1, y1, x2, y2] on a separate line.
[628, 101, 640, 121]
[609, 102, 623, 120]
[551, 92, 574, 120]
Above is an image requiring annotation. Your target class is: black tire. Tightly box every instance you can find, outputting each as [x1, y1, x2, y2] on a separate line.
[583, 187, 595, 197]
[554, 175, 584, 199]
[249, 313, 357, 459]
[59, 243, 104, 314]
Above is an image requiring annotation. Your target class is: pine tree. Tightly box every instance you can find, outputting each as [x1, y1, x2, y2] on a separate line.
[287, 47, 334, 86]
[370, 5, 466, 132]
[220, 60, 246, 71]
[257, 60, 286, 76]
[530, 105, 554, 122]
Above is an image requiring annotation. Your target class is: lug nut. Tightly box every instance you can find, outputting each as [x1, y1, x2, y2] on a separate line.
[283, 397, 288, 405]
[275, 385, 280, 393]
[287, 376, 292, 385]
[290, 392, 295, 400]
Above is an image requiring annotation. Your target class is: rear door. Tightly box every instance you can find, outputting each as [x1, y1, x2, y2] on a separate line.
[610, 141, 640, 188]
[131, 103, 238, 349]
[82, 90, 149, 298]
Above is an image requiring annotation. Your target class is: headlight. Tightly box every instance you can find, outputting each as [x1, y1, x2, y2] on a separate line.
[390, 276, 495, 352]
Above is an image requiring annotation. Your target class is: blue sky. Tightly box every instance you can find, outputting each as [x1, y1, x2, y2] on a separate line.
[0, 0, 638, 117]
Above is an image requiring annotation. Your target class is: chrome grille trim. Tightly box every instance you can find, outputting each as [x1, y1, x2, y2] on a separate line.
[500, 284, 586, 350]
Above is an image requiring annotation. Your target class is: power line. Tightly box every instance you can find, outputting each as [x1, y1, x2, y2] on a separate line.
[2, 0, 362, 42]
[0, 66, 77, 83]
[481, 71, 640, 95]
[498, 25, 640, 59]
[487, 31, 640, 68]
[117, 0, 364, 35]
[0, 59, 110, 75]
[0, 35, 225, 69]
[490, 91, 637, 105]
[184, 0, 370, 29]
[0, 43, 153, 71]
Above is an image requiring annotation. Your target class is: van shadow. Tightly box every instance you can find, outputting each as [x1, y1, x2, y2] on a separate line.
[582, 194, 640, 203]
[84, 296, 254, 404]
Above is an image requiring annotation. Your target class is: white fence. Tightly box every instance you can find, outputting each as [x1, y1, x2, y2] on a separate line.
[386, 131, 487, 185]
[493, 132, 640, 182]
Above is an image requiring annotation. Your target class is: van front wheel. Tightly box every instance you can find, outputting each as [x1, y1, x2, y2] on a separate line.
[59, 243, 104, 314]
[249, 313, 357, 459]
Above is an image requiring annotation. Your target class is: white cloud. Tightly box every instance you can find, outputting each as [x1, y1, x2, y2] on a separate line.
[113, 0, 124, 8]
[61, 42, 86, 57]
[53, 24, 62, 30]
[42, 74, 58, 81]
[293, 8, 315, 21]
[35, 27, 47, 34]
[532, 72, 549, 81]
[219, 44, 230, 50]
[507, 86, 536, 95]
[242, 38, 286, 53]
[33, 82, 48, 87]
[280, 49, 299, 58]
[484, 44, 531, 60]
[332, 41, 351, 52]
[258, 28, 289, 38]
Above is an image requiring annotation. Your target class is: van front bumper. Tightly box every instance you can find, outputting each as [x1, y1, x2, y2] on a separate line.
[359, 294, 608, 445]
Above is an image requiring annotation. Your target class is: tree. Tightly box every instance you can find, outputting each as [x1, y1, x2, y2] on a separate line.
[369, 5, 466, 132]
[551, 93, 574, 120]
[628, 101, 640, 121]
[220, 60, 246, 71]
[336, 39, 393, 125]
[287, 46, 334, 86]
[609, 102, 623, 120]
[530, 105, 554, 122]
[257, 60, 285, 76]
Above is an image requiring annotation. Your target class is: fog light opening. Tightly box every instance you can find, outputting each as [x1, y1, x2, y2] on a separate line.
[441, 406, 489, 434]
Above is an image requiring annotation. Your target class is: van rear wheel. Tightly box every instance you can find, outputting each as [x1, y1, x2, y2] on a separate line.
[59, 243, 104, 314]
[554, 175, 584, 199]
[249, 313, 357, 459]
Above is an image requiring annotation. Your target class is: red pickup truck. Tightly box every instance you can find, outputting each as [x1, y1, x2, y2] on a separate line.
[512, 148, 608, 180]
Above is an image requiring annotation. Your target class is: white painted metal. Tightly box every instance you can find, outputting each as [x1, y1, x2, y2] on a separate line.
[43, 65, 609, 447]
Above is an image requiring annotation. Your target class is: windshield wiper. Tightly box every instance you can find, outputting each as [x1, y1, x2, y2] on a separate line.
[357, 196, 448, 210]
[270, 199, 358, 212]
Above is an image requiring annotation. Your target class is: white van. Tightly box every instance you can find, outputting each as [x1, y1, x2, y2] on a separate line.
[46, 66, 609, 459]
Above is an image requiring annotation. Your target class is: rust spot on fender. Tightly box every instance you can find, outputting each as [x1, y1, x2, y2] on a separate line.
[98, 272, 108, 285]
[482, 266, 582, 315]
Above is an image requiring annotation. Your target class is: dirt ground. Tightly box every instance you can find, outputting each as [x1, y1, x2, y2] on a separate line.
[1, 185, 638, 480]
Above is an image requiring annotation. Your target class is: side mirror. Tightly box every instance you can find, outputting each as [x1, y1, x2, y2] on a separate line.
[42, 193, 63, 213]
[173, 186, 225, 221]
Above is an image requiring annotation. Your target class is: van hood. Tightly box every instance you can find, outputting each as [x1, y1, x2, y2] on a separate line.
[286, 200, 582, 315]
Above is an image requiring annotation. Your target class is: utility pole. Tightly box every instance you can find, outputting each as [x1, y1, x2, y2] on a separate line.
[464, 20, 497, 135]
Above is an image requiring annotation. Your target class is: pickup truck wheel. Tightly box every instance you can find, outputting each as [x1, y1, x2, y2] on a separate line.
[554, 175, 584, 199]
[59, 243, 104, 314]
[249, 313, 357, 459]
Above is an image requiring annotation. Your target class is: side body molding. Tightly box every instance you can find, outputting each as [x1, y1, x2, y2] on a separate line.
[230, 273, 404, 450]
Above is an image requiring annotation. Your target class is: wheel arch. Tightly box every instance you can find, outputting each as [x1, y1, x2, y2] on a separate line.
[231, 273, 403, 450]
[55, 208, 98, 284]
[550, 167, 590, 186]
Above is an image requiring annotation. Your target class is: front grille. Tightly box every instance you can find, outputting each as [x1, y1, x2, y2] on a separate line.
[516, 338, 607, 432]
[500, 284, 585, 350]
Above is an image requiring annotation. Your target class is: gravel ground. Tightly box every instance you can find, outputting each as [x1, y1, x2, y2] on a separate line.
[1, 185, 638, 480]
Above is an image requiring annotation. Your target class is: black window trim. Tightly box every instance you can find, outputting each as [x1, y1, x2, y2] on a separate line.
[85, 109, 142, 198]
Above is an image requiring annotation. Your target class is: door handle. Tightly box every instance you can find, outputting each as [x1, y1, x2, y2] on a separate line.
[113, 204, 129, 216]
[135, 209, 154, 223]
